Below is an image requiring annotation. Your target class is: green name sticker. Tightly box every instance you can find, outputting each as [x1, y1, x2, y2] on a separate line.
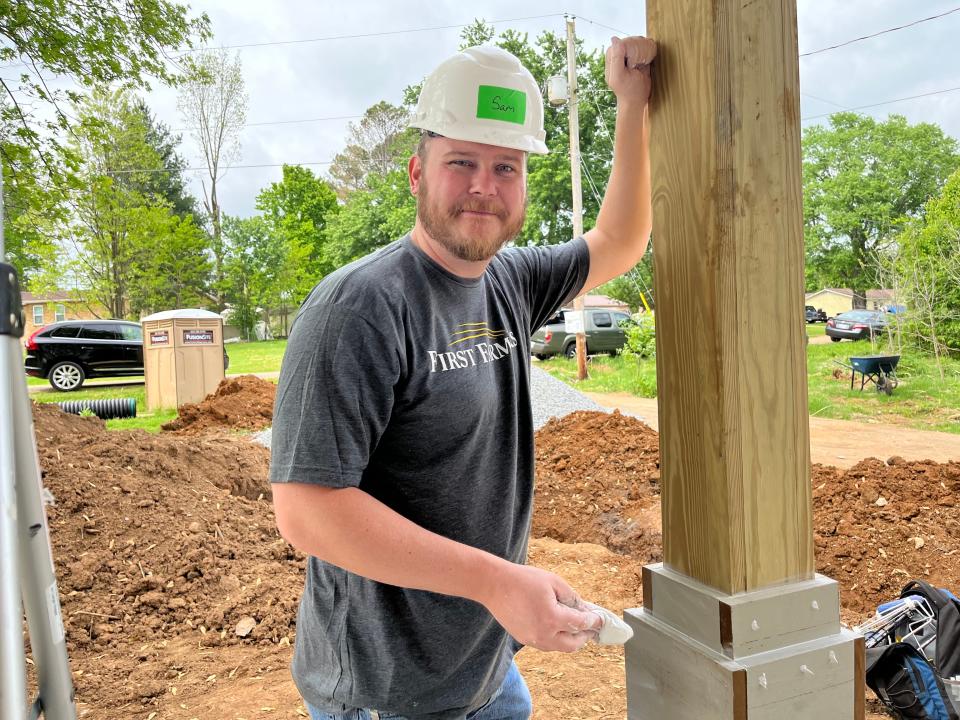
[476, 85, 527, 125]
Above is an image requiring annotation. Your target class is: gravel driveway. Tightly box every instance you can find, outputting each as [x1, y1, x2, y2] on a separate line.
[254, 365, 644, 448]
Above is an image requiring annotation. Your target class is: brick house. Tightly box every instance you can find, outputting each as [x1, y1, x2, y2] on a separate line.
[20, 291, 109, 338]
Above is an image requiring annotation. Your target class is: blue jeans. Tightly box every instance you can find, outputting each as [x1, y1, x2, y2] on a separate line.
[306, 661, 532, 720]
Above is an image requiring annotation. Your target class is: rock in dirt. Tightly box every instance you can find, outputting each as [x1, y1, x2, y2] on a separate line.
[234, 617, 257, 637]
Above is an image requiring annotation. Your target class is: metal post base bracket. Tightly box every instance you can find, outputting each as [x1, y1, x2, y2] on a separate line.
[1, 263, 25, 338]
[625, 563, 864, 719]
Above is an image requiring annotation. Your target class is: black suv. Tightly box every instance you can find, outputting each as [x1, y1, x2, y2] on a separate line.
[25, 320, 145, 391]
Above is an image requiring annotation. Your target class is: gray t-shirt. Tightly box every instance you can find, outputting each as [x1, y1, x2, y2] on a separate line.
[269, 234, 590, 719]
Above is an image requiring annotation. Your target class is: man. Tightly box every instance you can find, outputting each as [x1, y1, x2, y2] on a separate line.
[271, 35, 657, 720]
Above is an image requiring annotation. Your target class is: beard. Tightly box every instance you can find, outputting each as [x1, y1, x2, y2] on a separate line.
[416, 175, 526, 262]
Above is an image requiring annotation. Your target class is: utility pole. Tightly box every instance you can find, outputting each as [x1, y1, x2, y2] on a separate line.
[566, 15, 588, 381]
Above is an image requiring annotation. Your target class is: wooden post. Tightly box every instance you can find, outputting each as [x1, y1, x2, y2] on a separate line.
[650, 0, 812, 595]
[624, 1, 863, 717]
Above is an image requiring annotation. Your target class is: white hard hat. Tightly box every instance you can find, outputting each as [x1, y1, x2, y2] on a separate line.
[409, 45, 548, 155]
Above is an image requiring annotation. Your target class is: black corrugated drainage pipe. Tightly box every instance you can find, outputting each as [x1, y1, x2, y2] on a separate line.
[54, 398, 137, 420]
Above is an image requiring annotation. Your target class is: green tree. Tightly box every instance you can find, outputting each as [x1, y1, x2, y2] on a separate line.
[329, 102, 419, 198]
[256, 164, 339, 277]
[0, 0, 209, 197]
[322, 169, 416, 267]
[222, 216, 263, 340]
[129, 212, 211, 315]
[803, 113, 959, 306]
[1, 141, 63, 285]
[883, 168, 960, 359]
[68, 87, 171, 318]
[598, 251, 655, 312]
[222, 212, 314, 338]
[134, 99, 199, 219]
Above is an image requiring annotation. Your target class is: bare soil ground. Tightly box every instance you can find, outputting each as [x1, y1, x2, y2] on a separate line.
[583, 391, 960, 468]
[30, 378, 960, 719]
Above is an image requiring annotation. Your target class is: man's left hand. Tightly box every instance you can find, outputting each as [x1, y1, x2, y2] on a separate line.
[605, 35, 657, 104]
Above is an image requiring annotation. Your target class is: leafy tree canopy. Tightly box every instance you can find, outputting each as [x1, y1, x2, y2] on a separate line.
[328, 101, 418, 198]
[0, 0, 209, 274]
[803, 112, 959, 303]
[256, 164, 340, 280]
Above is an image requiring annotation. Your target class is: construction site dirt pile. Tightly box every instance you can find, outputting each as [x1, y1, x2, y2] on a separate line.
[32, 403, 947, 719]
[30, 402, 302, 709]
[161, 374, 276, 434]
[534, 410, 960, 623]
[811, 456, 960, 616]
[534, 410, 663, 558]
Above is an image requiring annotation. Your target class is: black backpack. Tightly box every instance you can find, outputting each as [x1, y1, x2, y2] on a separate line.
[865, 580, 960, 719]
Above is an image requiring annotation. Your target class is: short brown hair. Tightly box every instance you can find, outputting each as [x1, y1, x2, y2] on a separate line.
[417, 130, 441, 160]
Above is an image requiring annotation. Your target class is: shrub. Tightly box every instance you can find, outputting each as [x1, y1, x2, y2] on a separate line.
[621, 314, 656, 359]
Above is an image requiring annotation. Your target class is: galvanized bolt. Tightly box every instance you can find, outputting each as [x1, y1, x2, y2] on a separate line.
[811, 600, 820, 611]
[758, 673, 768, 689]
[751, 619, 760, 631]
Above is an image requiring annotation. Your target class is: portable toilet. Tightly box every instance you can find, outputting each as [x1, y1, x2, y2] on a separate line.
[141, 309, 226, 411]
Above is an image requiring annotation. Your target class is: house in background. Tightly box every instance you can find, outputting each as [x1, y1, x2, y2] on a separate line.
[804, 288, 899, 318]
[20, 291, 108, 338]
[580, 294, 632, 313]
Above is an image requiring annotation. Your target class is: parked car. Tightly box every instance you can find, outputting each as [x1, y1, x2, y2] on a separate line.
[805, 305, 827, 323]
[825, 310, 888, 342]
[24, 319, 229, 391]
[530, 308, 632, 359]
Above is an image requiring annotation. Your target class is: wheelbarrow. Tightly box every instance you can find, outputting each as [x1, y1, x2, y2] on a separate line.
[835, 354, 900, 395]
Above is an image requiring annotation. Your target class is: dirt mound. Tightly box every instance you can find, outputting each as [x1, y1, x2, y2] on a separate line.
[812, 456, 960, 616]
[31, 397, 941, 719]
[162, 375, 276, 434]
[31, 404, 301, 673]
[533, 410, 662, 557]
[532, 409, 960, 624]
[32, 400, 106, 442]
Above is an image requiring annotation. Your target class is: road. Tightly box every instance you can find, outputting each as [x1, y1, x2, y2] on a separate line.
[582, 392, 960, 468]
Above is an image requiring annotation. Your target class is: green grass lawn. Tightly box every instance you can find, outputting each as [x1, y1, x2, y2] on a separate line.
[536, 354, 658, 397]
[225, 339, 288, 375]
[807, 339, 960, 433]
[806, 323, 826, 337]
[539, 339, 960, 434]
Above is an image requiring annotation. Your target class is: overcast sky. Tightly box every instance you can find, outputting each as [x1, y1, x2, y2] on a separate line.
[145, 0, 960, 217]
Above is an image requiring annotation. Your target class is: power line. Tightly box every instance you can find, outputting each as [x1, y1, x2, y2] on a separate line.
[183, 13, 567, 52]
[799, 5, 960, 57]
[802, 84, 960, 121]
[801, 91, 849, 110]
[575, 15, 631, 37]
[96, 161, 335, 175]
[172, 113, 365, 133]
